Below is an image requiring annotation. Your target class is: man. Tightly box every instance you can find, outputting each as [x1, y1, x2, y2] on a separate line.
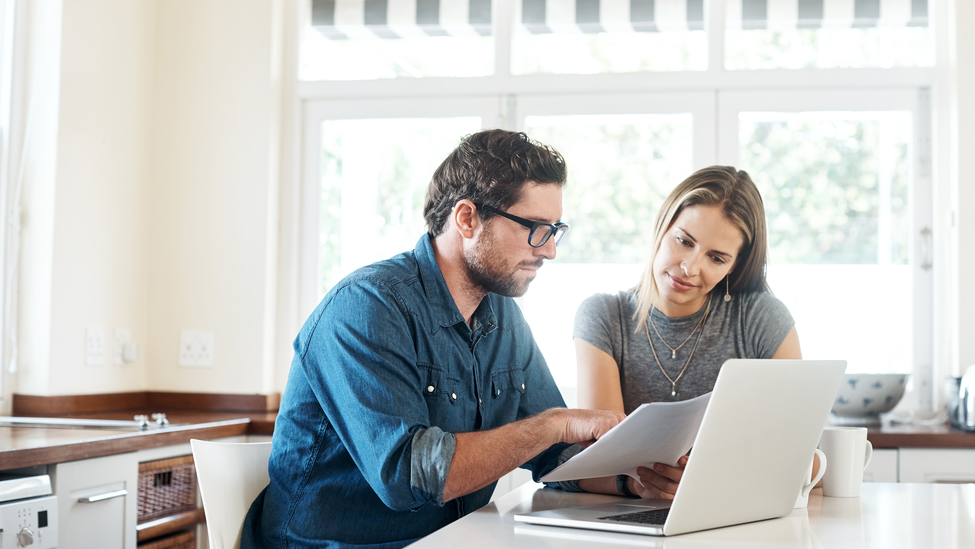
[242, 129, 624, 549]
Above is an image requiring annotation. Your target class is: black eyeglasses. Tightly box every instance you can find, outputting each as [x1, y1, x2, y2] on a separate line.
[474, 203, 570, 248]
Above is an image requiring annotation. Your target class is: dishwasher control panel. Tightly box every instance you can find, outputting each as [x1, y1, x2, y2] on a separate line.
[0, 495, 58, 548]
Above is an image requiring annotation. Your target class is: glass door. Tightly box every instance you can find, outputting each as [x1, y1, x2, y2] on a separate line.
[718, 89, 932, 384]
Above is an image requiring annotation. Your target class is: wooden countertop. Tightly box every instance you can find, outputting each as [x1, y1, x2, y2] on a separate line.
[1, 391, 279, 471]
[867, 422, 975, 448]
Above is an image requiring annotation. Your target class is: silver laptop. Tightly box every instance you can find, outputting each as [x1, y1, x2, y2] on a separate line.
[515, 359, 846, 537]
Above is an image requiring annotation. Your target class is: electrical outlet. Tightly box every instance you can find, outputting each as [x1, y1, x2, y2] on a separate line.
[86, 326, 105, 366]
[114, 328, 131, 366]
[179, 330, 214, 367]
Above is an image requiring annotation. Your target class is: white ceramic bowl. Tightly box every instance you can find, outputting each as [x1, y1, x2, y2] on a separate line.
[830, 373, 909, 425]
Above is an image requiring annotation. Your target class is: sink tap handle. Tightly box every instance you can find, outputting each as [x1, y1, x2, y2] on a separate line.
[134, 415, 150, 430]
[152, 413, 169, 427]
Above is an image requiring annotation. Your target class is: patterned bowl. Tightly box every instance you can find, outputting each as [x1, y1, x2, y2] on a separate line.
[829, 373, 909, 426]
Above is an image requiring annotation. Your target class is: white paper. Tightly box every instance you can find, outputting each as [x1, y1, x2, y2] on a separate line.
[541, 392, 712, 482]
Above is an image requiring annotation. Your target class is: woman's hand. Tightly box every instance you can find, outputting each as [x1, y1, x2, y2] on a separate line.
[630, 455, 689, 499]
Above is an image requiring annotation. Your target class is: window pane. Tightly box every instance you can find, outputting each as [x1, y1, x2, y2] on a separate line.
[725, 0, 933, 70]
[301, 0, 493, 81]
[319, 118, 481, 297]
[520, 115, 695, 402]
[512, 30, 706, 75]
[303, 32, 493, 80]
[726, 27, 933, 70]
[512, 0, 706, 74]
[740, 111, 913, 374]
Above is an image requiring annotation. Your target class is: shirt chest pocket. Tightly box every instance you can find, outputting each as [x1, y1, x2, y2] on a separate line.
[491, 368, 526, 399]
[418, 363, 459, 404]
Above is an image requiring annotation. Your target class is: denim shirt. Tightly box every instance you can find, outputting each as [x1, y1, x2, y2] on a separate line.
[242, 234, 569, 549]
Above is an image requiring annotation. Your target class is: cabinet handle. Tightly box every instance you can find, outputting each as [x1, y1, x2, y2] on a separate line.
[78, 489, 128, 503]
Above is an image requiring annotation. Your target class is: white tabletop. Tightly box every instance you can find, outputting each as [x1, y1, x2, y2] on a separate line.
[409, 482, 975, 548]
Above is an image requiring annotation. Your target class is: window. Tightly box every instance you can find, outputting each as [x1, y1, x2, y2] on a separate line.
[719, 90, 931, 376]
[725, 0, 933, 70]
[298, 0, 942, 407]
[512, 0, 707, 74]
[301, 0, 494, 80]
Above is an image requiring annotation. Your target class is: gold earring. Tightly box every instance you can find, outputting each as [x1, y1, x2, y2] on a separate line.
[724, 276, 731, 302]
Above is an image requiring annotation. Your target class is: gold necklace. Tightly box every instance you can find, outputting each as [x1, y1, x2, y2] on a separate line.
[650, 296, 712, 359]
[645, 295, 712, 397]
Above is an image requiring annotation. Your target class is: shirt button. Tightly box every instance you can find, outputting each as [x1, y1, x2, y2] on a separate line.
[487, 322, 494, 328]
[451, 393, 457, 400]
[521, 383, 525, 390]
[427, 386, 435, 393]
[496, 389, 501, 396]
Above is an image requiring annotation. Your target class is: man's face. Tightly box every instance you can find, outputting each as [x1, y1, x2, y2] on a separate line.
[464, 182, 562, 298]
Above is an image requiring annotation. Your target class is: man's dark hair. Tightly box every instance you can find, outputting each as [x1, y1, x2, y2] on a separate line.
[423, 129, 567, 237]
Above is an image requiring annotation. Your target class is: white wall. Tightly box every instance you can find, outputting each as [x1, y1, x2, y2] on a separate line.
[12, 0, 283, 398]
[146, 0, 280, 394]
[953, 1, 975, 373]
[45, 0, 155, 394]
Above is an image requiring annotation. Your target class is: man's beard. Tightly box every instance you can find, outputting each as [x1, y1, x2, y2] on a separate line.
[464, 229, 543, 298]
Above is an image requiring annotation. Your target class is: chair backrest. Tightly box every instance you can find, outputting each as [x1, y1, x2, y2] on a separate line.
[191, 439, 273, 549]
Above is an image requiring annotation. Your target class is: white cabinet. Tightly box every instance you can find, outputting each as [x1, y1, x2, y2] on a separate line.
[53, 452, 139, 549]
[898, 448, 975, 483]
[863, 448, 899, 482]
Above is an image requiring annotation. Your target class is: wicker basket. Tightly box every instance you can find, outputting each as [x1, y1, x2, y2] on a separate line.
[138, 455, 197, 524]
[137, 530, 195, 549]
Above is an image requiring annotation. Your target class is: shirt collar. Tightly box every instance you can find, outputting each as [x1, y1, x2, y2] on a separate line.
[414, 234, 499, 333]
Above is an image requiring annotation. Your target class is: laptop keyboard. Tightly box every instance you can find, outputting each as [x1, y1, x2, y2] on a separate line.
[598, 508, 670, 525]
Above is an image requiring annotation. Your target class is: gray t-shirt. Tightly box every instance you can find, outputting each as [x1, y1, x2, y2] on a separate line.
[573, 290, 795, 414]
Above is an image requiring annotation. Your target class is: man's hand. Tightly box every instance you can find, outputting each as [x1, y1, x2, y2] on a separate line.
[548, 408, 626, 446]
[629, 455, 689, 499]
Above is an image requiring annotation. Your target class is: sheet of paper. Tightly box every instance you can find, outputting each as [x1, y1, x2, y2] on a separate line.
[541, 392, 712, 482]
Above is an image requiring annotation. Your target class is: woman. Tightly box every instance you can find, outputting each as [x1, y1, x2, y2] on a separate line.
[573, 166, 801, 499]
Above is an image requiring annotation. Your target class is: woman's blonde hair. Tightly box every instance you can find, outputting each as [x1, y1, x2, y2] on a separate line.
[633, 166, 770, 324]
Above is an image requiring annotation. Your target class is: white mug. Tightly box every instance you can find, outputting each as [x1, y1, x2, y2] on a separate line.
[795, 448, 827, 508]
[819, 427, 873, 498]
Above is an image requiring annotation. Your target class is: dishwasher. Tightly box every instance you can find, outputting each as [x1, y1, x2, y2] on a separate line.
[0, 473, 58, 548]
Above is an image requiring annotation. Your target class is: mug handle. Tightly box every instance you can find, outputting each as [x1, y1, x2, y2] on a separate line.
[801, 449, 827, 498]
[862, 440, 873, 472]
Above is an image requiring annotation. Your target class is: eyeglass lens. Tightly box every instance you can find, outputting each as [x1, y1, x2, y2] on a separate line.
[529, 224, 567, 248]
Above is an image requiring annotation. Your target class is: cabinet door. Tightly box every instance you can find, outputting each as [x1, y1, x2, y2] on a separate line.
[864, 448, 899, 482]
[54, 452, 138, 549]
[899, 448, 975, 483]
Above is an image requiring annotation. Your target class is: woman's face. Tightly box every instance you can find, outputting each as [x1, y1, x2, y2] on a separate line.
[652, 204, 745, 318]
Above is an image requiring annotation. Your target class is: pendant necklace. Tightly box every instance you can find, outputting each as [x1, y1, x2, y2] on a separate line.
[649, 296, 711, 360]
[646, 295, 712, 397]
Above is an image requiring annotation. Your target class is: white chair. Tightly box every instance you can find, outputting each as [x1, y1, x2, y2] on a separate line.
[191, 439, 273, 549]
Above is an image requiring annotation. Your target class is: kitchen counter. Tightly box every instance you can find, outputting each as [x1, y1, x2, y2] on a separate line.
[410, 481, 975, 548]
[866, 421, 975, 448]
[0, 417, 256, 471]
[1, 392, 279, 471]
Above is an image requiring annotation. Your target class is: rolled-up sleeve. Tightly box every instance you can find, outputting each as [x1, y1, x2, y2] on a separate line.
[410, 427, 457, 504]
